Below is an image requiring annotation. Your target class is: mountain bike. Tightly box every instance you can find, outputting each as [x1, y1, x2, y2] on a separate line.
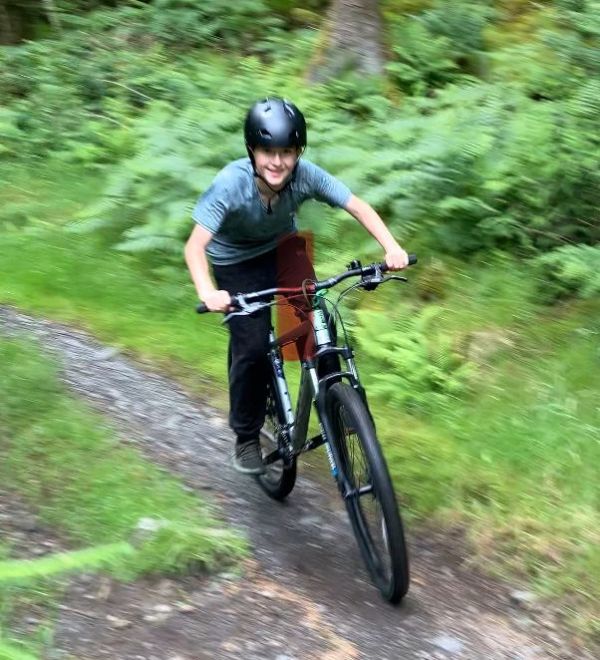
[197, 256, 417, 603]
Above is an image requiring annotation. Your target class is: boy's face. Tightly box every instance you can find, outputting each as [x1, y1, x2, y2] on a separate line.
[253, 146, 299, 190]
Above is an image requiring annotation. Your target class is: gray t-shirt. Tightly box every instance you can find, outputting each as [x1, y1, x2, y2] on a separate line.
[192, 158, 352, 265]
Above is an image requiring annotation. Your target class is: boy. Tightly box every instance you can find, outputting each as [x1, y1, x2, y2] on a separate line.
[185, 97, 408, 474]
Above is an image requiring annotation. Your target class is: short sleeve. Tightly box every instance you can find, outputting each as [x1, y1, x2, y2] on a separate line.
[299, 160, 352, 208]
[191, 173, 231, 234]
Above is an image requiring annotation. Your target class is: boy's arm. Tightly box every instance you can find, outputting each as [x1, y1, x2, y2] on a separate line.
[184, 225, 231, 311]
[344, 195, 409, 270]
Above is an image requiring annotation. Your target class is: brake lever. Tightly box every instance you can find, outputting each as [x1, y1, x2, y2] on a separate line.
[222, 299, 261, 323]
[222, 299, 273, 323]
[359, 273, 407, 291]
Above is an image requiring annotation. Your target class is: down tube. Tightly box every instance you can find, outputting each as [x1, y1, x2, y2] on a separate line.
[291, 366, 313, 453]
[270, 332, 294, 428]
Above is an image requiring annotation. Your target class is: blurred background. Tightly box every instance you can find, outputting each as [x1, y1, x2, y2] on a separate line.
[0, 0, 598, 646]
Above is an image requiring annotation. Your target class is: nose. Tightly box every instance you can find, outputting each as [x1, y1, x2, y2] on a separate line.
[271, 152, 282, 165]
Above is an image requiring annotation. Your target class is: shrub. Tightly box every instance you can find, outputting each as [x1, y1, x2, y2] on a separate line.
[535, 245, 600, 301]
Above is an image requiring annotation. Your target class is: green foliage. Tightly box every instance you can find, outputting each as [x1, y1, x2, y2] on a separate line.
[0, 639, 37, 660]
[69, 96, 242, 253]
[535, 245, 600, 300]
[1, 0, 598, 264]
[61, 0, 285, 52]
[386, 19, 465, 93]
[491, 0, 600, 98]
[353, 306, 472, 412]
[386, 0, 495, 93]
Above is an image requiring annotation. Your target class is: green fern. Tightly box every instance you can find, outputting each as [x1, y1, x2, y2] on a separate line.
[354, 307, 472, 412]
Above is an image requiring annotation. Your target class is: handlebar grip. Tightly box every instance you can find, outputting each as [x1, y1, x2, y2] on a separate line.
[196, 303, 209, 314]
[379, 253, 418, 272]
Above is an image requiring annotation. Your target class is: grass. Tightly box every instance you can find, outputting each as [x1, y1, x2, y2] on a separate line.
[0, 161, 598, 638]
[0, 545, 134, 583]
[0, 640, 37, 660]
[0, 336, 247, 655]
[0, 539, 61, 660]
[0, 160, 100, 233]
[0, 228, 229, 405]
[0, 337, 246, 574]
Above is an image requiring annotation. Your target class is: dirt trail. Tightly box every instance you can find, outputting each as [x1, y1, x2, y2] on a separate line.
[0, 306, 594, 660]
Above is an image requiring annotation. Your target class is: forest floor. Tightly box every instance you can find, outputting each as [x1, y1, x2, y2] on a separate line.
[1, 306, 596, 660]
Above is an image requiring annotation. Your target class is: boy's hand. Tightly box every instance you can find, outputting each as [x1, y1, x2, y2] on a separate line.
[384, 245, 410, 271]
[202, 289, 232, 312]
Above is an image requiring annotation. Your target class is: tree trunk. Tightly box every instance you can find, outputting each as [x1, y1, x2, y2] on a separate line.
[307, 0, 385, 83]
[0, 0, 24, 44]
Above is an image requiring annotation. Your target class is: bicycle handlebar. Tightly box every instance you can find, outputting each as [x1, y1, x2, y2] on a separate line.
[196, 253, 417, 314]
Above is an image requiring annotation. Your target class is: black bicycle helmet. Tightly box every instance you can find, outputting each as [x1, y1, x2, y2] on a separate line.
[244, 97, 307, 157]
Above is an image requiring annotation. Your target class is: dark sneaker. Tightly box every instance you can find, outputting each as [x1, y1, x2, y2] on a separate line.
[232, 439, 265, 475]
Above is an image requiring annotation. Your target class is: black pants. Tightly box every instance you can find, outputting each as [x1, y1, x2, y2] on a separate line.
[212, 235, 315, 441]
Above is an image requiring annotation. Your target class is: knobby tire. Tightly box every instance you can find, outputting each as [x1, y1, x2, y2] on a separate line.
[326, 382, 409, 603]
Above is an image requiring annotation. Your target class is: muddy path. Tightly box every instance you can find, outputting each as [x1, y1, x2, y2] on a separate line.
[0, 307, 593, 660]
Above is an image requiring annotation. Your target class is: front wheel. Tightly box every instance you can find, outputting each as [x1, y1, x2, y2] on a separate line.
[326, 382, 409, 603]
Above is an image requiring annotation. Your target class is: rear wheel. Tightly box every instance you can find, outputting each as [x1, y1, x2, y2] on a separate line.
[326, 382, 409, 603]
[255, 381, 297, 500]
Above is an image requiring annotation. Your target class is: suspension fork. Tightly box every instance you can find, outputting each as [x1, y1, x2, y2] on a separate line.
[308, 368, 353, 495]
[342, 349, 377, 433]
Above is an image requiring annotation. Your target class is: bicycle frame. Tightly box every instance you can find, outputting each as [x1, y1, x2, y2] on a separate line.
[266, 294, 362, 481]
